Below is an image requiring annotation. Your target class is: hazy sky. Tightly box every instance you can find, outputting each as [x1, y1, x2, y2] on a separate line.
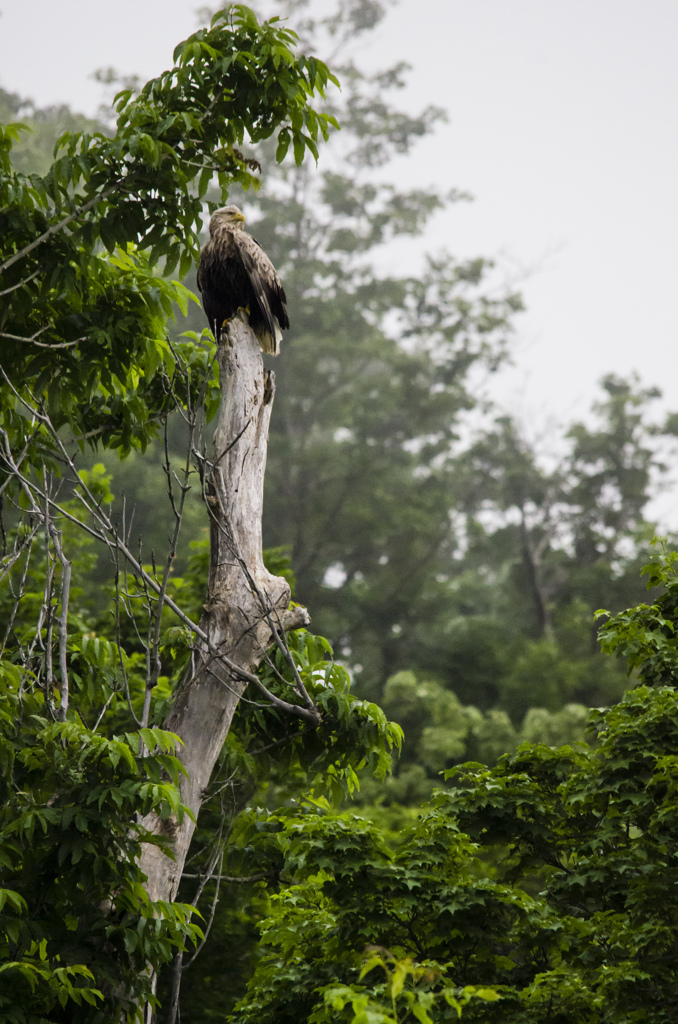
[1, 0, 677, 440]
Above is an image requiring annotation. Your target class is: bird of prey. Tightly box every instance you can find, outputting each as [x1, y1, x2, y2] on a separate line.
[197, 205, 289, 355]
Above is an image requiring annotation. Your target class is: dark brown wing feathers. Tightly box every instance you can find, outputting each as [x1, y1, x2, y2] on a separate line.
[236, 237, 284, 339]
[197, 227, 288, 354]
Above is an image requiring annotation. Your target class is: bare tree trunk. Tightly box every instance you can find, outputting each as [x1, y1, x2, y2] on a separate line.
[519, 514, 554, 638]
[139, 314, 309, 904]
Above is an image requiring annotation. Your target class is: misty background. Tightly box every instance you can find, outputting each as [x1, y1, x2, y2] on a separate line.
[2, 0, 676, 434]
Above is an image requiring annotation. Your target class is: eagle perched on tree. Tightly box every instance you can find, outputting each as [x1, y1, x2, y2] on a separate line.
[197, 205, 289, 355]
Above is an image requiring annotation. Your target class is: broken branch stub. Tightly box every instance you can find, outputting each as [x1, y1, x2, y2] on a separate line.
[140, 313, 311, 903]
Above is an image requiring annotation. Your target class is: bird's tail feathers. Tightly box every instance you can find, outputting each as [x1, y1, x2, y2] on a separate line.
[253, 322, 281, 356]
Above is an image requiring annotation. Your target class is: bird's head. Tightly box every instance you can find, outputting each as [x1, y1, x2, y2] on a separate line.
[209, 205, 246, 233]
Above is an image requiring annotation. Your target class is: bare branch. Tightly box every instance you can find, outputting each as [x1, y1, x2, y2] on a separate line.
[0, 268, 40, 296]
[41, 474, 55, 708]
[49, 525, 72, 723]
[180, 871, 275, 883]
[0, 331, 81, 349]
[0, 185, 119, 275]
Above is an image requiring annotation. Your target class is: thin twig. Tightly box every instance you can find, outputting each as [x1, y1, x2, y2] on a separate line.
[112, 553, 142, 728]
[142, 398, 196, 728]
[0, 525, 39, 659]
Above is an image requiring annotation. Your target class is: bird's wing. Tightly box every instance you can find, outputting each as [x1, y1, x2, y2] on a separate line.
[250, 236, 289, 329]
[236, 233, 289, 333]
[249, 235, 288, 310]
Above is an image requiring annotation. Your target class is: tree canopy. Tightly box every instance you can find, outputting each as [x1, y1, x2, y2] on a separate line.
[0, 4, 337, 460]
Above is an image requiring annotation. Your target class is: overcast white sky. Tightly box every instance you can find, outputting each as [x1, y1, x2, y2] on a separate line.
[1, 0, 677, 446]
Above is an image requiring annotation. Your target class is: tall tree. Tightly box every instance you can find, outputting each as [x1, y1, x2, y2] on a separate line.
[446, 374, 677, 719]
[0, 8, 398, 1020]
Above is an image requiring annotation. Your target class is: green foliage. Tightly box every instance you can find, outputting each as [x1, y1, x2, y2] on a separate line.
[1, 473, 403, 1020]
[0, 87, 106, 177]
[352, 670, 587, 808]
[190, 627, 404, 825]
[230, 803, 516, 1024]
[251, 628, 402, 790]
[232, 685, 678, 1023]
[597, 536, 678, 687]
[0, 664, 201, 1022]
[320, 952, 500, 1024]
[0, 4, 338, 466]
[215, 544, 678, 1024]
[263, 238, 521, 702]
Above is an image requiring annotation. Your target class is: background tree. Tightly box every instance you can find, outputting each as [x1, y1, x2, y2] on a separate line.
[238, 0, 522, 694]
[225, 543, 678, 1024]
[195, 2, 675, 730]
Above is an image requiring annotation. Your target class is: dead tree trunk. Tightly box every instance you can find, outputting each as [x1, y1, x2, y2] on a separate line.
[139, 314, 313, 904]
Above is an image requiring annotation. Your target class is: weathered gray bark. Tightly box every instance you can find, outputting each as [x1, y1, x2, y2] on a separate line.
[139, 314, 311, 904]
